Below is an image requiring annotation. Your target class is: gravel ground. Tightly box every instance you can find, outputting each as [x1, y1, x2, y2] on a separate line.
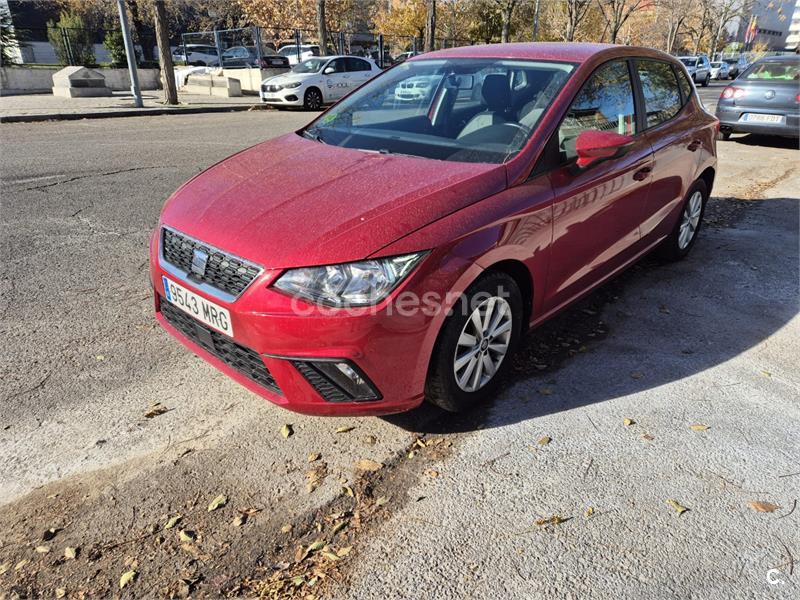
[1, 95, 798, 598]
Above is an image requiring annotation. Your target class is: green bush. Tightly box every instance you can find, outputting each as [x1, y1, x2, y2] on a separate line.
[46, 12, 96, 67]
[103, 30, 127, 67]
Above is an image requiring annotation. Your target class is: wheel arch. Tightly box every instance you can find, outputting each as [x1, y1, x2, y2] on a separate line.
[698, 166, 715, 196]
[482, 259, 534, 328]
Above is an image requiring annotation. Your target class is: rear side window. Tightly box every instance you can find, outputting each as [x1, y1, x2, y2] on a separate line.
[346, 57, 371, 72]
[558, 60, 636, 161]
[637, 60, 682, 128]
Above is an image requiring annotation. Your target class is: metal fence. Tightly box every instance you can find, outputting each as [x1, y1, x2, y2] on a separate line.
[3, 24, 476, 70]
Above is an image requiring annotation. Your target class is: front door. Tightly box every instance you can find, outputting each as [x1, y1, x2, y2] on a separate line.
[322, 58, 350, 102]
[544, 59, 654, 313]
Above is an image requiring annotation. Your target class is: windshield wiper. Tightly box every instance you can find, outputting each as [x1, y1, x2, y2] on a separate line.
[302, 129, 324, 144]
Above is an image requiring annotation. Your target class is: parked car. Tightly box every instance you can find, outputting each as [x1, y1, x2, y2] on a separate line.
[152, 43, 717, 416]
[722, 56, 748, 79]
[715, 55, 799, 140]
[172, 44, 219, 66]
[220, 45, 290, 69]
[392, 51, 419, 65]
[260, 55, 381, 110]
[678, 55, 711, 86]
[709, 61, 730, 80]
[277, 44, 321, 65]
[393, 75, 438, 102]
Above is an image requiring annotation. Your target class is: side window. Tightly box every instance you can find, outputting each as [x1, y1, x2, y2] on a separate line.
[676, 66, 693, 105]
[326, 58, 347, 74]
[346, 57, 370, 72]
[558, 60, 636, 162]
[637, 60, 682, 128]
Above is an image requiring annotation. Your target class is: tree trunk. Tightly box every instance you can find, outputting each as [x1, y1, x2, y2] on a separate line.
[316, 0, 327, 56]
[424, 0, 436, 52]
[125, 0, 153, 62]
[153, 0, 176, 105]
[501, 7, 512, 43]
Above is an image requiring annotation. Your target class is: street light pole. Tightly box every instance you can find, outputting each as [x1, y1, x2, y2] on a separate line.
[533, 0, 541, 42]
[116, 0, 143, 108]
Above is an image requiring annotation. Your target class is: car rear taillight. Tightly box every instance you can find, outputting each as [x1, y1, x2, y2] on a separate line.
[721, 86, 746, 100]
[796, 92, 800, 103]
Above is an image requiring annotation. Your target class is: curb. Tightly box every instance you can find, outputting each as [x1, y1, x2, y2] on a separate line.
[0, 103, 267, 123]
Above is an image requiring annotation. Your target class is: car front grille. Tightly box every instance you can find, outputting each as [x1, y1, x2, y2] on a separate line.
[161, 228, 261, 298]
[160, 299, 280, 394]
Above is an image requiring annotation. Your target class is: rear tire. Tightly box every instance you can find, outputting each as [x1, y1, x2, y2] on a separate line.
[718, 130, 732, 141]
[702, 74, 710, 87]
[304, 88, 323, 111]
[655, 180, 708, 262]
[425, 272, 523, 412]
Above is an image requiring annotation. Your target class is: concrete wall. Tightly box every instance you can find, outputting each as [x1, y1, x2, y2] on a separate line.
[221, 67, 290, 94]
[0, 67, 161, 95]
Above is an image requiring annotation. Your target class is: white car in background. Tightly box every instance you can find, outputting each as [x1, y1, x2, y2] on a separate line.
[277, 44, 321, 65]
[260, 55, 381, 110]
[394, 75, 438, 102]
[710, 61, 730, 80]
[172, 44, 219, 66]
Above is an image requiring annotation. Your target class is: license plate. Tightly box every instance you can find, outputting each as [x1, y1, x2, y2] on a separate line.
[162, 276, 233, 337]
[742, 113, 784, 123]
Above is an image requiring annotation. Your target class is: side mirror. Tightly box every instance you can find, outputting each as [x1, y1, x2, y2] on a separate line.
[575, 130, 634, 169]
[323, 66, 335, 75]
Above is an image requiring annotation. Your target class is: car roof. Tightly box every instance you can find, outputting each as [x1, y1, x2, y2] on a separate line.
[756, 54, 799, 62]
[413, 42, 673, 64]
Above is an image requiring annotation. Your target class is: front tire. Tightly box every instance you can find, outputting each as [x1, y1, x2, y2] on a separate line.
[303, 88, 323, 111]
[656, 180, 708, 262]
[425, 272, 523, 412]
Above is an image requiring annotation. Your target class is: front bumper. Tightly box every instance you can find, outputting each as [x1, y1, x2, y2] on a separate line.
[716, 104, 800, 137]
[149, 227, 464, 416]
[260, 86, 304, 106]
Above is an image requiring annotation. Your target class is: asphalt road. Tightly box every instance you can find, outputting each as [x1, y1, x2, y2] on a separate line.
[1, 98, 798, 598]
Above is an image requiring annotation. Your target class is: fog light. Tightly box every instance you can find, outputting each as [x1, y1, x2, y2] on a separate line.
[292, 359, 381, 402]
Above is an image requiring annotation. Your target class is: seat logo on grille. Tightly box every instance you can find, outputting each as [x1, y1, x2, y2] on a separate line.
[191, 248, 209, 277]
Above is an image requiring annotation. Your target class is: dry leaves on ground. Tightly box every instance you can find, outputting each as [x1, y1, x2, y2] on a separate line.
[748, 501, 780, 513]
[280, 424, 294, 439]
[207, 494, 227, 512]
[144, 403, 170, 418]
[666, 499, 689, 515]
[689, 424, 710, 431]
[356, 459, 383, 472]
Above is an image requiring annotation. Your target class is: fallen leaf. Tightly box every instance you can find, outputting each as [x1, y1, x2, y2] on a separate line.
[144, 403, 169, 419]
[337, 545, 353, 557]
[14, 559, 28, 571]
[35, 545, 50, 554]
[425, 469, 440, 478]
[748, 501, 780, 513]
[207, 494, 227, 512]
[306, 464, 328, 494]
[281, 524, 292, 533]
[290, 575, 305, 587]
[178, 530, 196, 543]
[689, 424, 710, 431]
[119, 570, 137, 589]
[55, 588, 66, 599]
[356, 459, 383, 472]
[280, 424, 294, 439]
[164, 514, 182, 530]
[331, 521, 348, 535]
[0, 563, 9, 576]
[641, 434, 655, 441]
[363, 434, 377, 445]
[375, 496, 389, 507]
[232, 514, 246, 527]
[407, 450, 416, 459]
[64, 547, 77, 560]
[623, 418, 635, 427]
[335, 426, 356, 433]
[342, 485, 354, 497]
[666, 499, 689, 515]
[534, 515, 567, 526]
[321, 550, 339, 561]
[537, 436, 551, 446]
[585, 506, 594, 518]
[308, 452, 321, 463]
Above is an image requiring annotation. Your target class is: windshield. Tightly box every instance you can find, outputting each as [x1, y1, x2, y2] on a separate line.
[292, 58, 326, 73]
[741, 60, 799, 81]
[679, 58, 698, 67]
[302, 58, 574, 164]
[711, 62, 722, 68]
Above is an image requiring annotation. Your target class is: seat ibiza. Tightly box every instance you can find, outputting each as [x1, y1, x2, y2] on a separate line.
[150, 43, 718, 416]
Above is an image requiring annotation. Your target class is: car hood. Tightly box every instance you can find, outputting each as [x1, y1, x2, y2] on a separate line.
[160, 133, 507, 268]
[263, 72, 314, 85]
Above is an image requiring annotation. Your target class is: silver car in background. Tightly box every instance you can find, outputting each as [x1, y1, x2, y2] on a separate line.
[716, 55, 799, 140]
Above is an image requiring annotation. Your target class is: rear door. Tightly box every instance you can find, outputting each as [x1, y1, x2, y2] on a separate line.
[346, 57, 374, 90]
[635, 59, 700, 241]
[544, 59, 654, 312]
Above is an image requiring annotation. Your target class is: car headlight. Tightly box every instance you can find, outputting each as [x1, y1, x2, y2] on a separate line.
[274, 253, 426, 307]
[284, 81, 302, 89]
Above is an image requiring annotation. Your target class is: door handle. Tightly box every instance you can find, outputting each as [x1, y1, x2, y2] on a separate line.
[633, 166, 652, 181]
[687, 140, 701, 152]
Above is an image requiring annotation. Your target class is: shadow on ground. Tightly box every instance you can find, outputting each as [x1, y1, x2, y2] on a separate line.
[385, 197, 799, 433]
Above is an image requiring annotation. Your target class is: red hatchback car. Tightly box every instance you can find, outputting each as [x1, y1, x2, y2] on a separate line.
[150, 43, 718, 416]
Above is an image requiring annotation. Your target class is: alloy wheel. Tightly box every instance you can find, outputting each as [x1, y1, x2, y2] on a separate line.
[306, 90, 322, 110]
[678, 191, 703, 250]
[453, 296, 513, 393]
